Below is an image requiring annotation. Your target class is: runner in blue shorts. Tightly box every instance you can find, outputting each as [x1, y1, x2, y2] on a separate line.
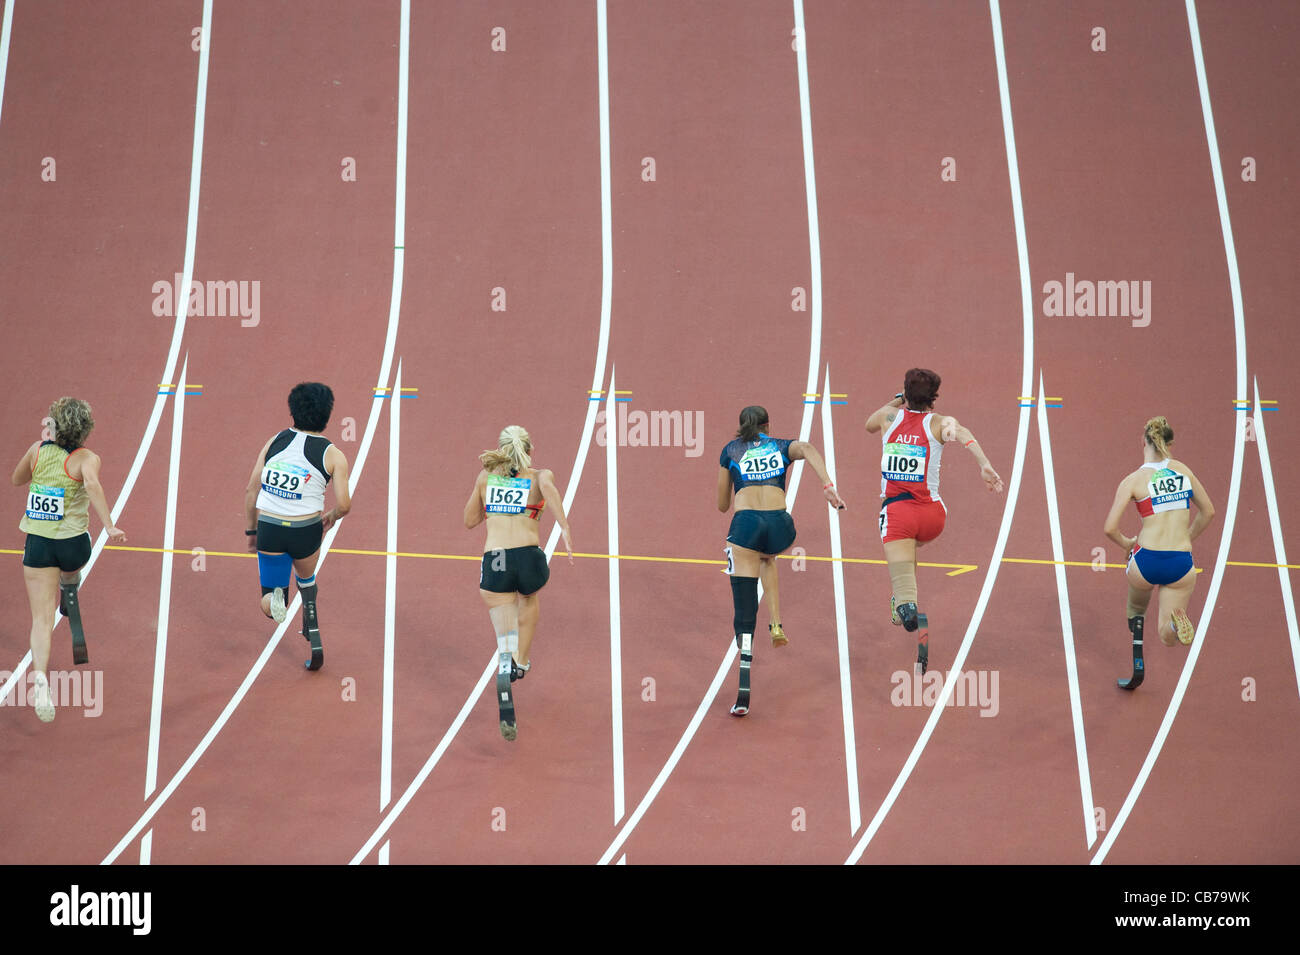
[1103, 416, 1215, 688]
[716, 406, 844, 715]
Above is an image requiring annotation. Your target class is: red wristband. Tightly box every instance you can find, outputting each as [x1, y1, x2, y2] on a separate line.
[964, 439, 976, 447]
[823, 482, 835, 489]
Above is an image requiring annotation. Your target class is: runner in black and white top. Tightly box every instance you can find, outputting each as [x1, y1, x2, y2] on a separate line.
[243, 382, 351, 670]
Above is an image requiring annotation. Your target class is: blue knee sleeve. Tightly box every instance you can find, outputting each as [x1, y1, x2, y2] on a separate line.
[258, 552, 293, 589]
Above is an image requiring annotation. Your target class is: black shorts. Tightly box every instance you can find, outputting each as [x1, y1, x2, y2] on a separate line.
[726, 509, 796, 555]
[23, 532, 92, 572]
[479, 545, 550, 596]
[256, 516, 324, 560]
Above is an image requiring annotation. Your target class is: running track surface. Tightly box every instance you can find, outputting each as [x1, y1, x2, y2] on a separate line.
[1, 0, 1296, 865]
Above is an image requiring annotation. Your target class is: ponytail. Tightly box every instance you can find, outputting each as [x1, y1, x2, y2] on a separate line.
[1144, 416, 1174, 458]
[479, 425, 533, 475]
[736, 406, 769, 442]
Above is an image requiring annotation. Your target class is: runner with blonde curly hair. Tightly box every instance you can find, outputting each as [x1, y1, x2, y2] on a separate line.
[12, 397, 126, 722]
[464, 425, 573, 741]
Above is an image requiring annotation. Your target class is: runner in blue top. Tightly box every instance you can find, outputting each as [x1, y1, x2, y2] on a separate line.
[716, 405, 844, 715]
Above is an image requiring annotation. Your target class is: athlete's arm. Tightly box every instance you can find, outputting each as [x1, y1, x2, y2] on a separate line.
[322, 446, 352, 531]
[1103, 475, 1137, 552]
[788, 441, 846, 509]
[1183, 465, 1215, 542]
[936, 415, 1003, 493]
[537, 468, 574, 564]
[865, 395, 905, 434]
[716, 467, 733, 512]
[244, 438, 273, 550]
[78, 451, 126, 543]
[464, 471, 487, 529]
[10, 441, 38, 485]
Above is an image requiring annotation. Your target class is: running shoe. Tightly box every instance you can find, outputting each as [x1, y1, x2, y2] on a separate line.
[270, 587, 287, 623]
[770, 622, 788, 648]
[1171, 608, 1195, 646]
[33, 672, 55, 723]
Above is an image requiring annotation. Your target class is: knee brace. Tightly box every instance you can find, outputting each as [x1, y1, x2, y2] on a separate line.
[730, 576, 759, 640]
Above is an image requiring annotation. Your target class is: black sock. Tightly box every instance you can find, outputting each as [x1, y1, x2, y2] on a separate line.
[730, 576, 758, 639]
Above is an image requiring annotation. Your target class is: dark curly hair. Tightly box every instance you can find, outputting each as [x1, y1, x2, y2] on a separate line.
[288, 382, 334, 432]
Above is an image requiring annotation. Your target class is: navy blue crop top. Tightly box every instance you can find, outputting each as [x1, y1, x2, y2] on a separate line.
[719, 434, 795, 493]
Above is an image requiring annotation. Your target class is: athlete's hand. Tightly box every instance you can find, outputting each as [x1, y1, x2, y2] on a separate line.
[981, 465, 1004, 493]
[321, 509, 337, 532]
[561, 526, 574, 564]
[107, 525, 126, 544]
[824, 484, 846, 510]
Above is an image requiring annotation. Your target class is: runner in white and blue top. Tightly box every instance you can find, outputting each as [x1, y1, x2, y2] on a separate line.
[1103, 416, 1215, 688]
[715, 405, 844, 716]
[243, 383, 352, 671]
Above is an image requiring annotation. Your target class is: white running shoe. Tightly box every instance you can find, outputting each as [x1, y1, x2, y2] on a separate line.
[270, 587, 287, 623]
[33, 672, 55, 723]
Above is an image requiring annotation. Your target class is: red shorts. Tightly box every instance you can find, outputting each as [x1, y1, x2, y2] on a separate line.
[879, 497, 946, 544]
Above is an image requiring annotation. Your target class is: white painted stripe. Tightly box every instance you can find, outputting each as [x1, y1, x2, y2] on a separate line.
[2, 0, 215, 707]
[140, 356, 189, 866]
[606, 368, 626, 823]
[1036, 371, 1097, 849]
[138, 830, 152, 866]
[616, 853, 626, 865]
[1090, 0, 1248, 864]
[820, 369, 861, 835]
[594, 0, 828, 864]
[101, 0, 411, 865]
[844, 0, 1036, 864]
[381, 361, 401, 827]
[0, 0, 14, 129]
[349, 0, 618, 862]
[1252, 379, 1300, 696]
[543, 0, 616, 559]
[378, 841, 390, 865]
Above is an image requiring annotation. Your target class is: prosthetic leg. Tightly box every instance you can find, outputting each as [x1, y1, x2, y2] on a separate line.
[297, 574, 323, 671]
[1117, 616, 1145, 690]
[490, 603, 519, 740]
[730, 576, 758, 717]
[896, 602, 930, 676]
[60, 577, 88, 665]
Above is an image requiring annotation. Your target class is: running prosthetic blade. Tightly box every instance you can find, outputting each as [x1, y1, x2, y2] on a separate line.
[731, 632, 753, 716]
[302, 600, 323, 671]
[1118, 616, 1144, 690]
[497, 651, 517, 740]
[60, 583, 88, 665]
[915, 612, 929, 676]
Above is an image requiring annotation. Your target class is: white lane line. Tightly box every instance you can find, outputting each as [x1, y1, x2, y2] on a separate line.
[1252, 379, 1300, 696]
[606, 368, 626, 823]
[820, 368, 861, 835]
[139, 355, 190, 865]
[379, 359, 402, 865]
[1, 0, 214, 707]
[349, 0, 617, 863]
[595, 0, 827, 865]
[1090, 0, 1248, 865]
[0, 0, 14, 128]
[1036, 371, 1097, 850]
[100, 0, 411, 865]
[844, 0, 1036, 865]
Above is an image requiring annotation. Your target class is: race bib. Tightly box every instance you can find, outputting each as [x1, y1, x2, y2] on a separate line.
[1147, 468, 1191, 511]
[739, 443, 785, 482]
[882, 442, 926, 483]
[25, 483, 65, 521]
[261, 461, 311, 500]
[486, 475, 531, 515]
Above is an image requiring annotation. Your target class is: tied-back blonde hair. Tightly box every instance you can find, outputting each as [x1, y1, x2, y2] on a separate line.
[480, 425, 532, 475]
[1144, 416, 1174, 459]
[50, 397, 94, 450]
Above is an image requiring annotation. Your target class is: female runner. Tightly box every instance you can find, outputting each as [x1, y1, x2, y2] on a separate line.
[716, 405, 844, 716]
[464, 425, 573, 741]
[865, 368, 1002, 673]
[1103, 416, 1215, 688]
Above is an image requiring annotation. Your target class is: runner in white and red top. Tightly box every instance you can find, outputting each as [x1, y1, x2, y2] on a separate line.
[1102, 416, 1215, 690]
[865, 368, 1003, 673]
